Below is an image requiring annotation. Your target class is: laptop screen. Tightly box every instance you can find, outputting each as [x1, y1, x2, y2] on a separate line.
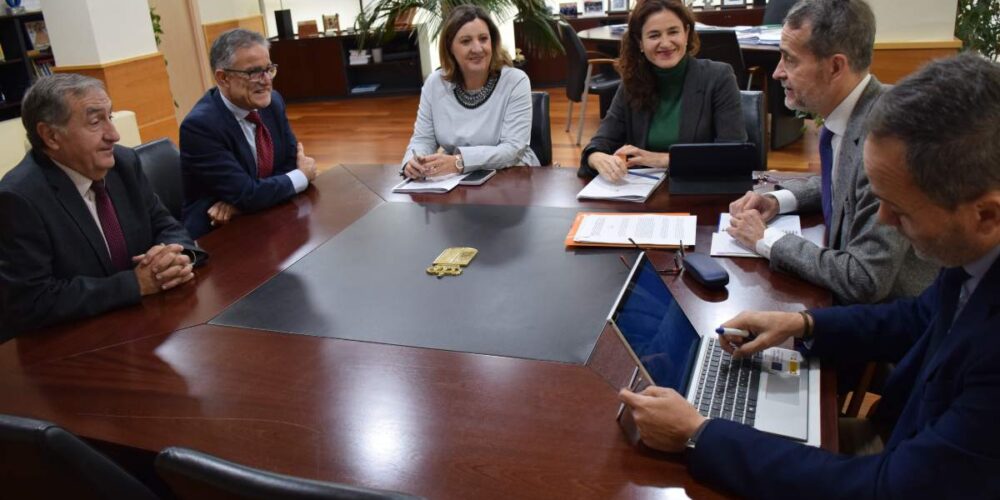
[612, 255, 701, 393]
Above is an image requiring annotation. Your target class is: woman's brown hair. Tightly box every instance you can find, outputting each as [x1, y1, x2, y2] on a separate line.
[438, 5, 513, 85]
[617, 0, 700, 110]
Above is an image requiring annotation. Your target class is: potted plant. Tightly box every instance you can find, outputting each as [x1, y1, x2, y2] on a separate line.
[955, 0, 1000, 61]
[353, 0, 565, 57]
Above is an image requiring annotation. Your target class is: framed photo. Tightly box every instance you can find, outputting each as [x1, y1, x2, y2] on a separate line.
[608, 0, 629, 13]
[582, 0, 603, 16]
[559, 2, 579, 17]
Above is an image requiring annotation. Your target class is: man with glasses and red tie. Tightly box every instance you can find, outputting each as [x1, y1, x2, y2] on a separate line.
[180, 28, 317, 239]
[726, 0, 935, 305]
[0, 74, 205, 338]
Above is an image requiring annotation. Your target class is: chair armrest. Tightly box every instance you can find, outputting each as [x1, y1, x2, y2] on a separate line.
[586, 58, 618, 66]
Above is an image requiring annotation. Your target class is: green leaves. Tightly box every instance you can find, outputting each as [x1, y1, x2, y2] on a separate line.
[955, 0, 1000, 60]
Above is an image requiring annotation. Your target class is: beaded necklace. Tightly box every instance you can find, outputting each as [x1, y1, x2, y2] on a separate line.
[453, 72, 500, 109]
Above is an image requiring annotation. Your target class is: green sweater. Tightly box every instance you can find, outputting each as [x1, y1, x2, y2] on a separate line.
[646, 56, 689, 152]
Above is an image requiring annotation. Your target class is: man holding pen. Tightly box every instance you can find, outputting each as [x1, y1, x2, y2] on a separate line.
[618, 54, 1000, 499]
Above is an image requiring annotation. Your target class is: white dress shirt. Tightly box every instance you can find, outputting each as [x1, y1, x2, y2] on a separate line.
[756, 74, 873, 258]
[55, 162, 112, 257]
[219, 92, 308, 193]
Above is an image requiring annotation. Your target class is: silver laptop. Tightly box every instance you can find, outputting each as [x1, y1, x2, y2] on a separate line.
[608, 252, 816, 442]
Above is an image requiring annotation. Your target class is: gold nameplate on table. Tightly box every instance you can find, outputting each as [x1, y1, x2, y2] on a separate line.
[426, 247, 478, 278]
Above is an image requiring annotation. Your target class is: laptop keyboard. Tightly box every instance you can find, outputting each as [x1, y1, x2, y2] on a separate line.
[692, 337, 762, 426]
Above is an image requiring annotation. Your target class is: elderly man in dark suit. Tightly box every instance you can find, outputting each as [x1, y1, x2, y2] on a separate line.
[180, 28, 317, 239]
[728, 0, 935, 304]
[621, 54, 1000, 499]
[0, 74, 206, 339]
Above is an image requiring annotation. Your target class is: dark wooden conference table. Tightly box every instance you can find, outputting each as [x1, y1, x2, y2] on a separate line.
[0, 165, 835, 499]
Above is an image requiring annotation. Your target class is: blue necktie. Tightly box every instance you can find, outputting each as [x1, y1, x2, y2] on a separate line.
[819, 126, 834, 233]
[921, 266, 972, 372]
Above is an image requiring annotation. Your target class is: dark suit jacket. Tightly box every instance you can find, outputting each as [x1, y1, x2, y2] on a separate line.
[0, 147, 205, 339]
[772, 77, 936, 303]
[180, 88, 299, 238]
[687, 255, 1000, 499]
[578, 57, 747, 177]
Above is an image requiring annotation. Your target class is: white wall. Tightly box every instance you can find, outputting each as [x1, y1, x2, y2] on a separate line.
[871, 0, 958, 42]
[43, 0, 158, 66]
[260, 0, 363, 38]
[198, 0, 262, 24]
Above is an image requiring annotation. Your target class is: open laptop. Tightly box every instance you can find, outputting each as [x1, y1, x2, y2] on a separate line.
[668, 143, 758, 195]
[608, 252, 817, 442]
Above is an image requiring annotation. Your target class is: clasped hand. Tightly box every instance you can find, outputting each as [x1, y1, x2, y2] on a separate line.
[403, 153, 460, 179]
[726, 191, 780, 247]
[588, 145, 669, 182]
[132, 243, 195, 296]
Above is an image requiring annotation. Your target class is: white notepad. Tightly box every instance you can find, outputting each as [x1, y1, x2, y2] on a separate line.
[576, 168, 667, 203]
[710, 213, 801, 258]
[392, 173, 465, 194]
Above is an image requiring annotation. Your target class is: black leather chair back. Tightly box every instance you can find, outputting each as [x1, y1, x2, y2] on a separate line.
[155, 446, 423, 500]
[558, 21, 589, 103]
[696, 30, 747, 85]
[0, 414, 158, 500]
[135, 138, 183, 221]
[740, 90, 767, 170]
[530, 91, 552, 166]
[763, 0, 798, 25]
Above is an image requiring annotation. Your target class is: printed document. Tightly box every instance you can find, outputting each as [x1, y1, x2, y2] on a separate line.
[392, 173, 465, 194]
[710, 213, 801, 258]
[573, 213, 696, 246]
[576, 168, 667, 202]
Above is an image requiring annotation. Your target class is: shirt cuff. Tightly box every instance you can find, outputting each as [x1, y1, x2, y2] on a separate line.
[286, 169, 309, 193]
[755, 227, 788, 260]
[768, 190, 798, 214]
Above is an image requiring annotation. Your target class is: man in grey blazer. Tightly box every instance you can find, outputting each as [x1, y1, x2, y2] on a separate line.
[727, 0, 935, 304]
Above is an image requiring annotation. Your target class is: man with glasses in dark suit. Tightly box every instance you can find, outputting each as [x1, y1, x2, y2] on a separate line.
[180, 28, 317, 239]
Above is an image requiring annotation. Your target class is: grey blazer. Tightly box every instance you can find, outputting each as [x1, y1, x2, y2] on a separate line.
[578, 57, 746, 177]
[770, 77, 937, 304]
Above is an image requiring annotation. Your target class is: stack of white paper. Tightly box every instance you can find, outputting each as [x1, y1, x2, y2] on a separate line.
[573, 213, 697, 247]
[710, 213, 801, 258]
[392, 173, 465, 194]
[576, 168, 667, 203]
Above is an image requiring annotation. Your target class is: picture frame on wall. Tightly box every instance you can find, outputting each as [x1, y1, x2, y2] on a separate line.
[608, 0, 629, 13]
[559, 2, 579, 17]
[721, 0, 747, 7]
[582, 0, 604, 16]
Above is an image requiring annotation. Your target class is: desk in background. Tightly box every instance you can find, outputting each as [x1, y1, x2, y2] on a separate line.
[0, 165, 836, 499]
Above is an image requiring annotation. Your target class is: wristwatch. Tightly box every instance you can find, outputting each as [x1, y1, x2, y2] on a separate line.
[455, 154, 464, 173]
[685, 418, 711, 450]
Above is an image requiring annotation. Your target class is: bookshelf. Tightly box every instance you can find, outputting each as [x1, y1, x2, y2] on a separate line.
[269, 29, 422, 100]
[0, 10, 49, 121]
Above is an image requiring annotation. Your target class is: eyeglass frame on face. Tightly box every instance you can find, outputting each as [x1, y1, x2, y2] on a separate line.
[222, 64, 278, 83]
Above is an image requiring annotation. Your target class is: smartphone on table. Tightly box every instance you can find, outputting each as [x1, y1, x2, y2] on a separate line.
[458, 169, 497, 186]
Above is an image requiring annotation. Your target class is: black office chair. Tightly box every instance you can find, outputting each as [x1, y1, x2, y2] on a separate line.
[155, 447, 423, 500]
[0, 414, 159, 500]
[135, 137, 183, 221]
[558, 21, 621, 145]
[696, 30, 760, 90]
[763, 0, 799, 25]
[530, 91, 553, 166]
[740, 90, 767, 170]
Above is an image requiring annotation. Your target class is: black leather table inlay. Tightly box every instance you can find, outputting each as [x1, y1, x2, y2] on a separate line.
[211, 203, 631, 363]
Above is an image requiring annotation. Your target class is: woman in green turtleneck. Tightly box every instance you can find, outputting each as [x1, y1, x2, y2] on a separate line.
[580, 0, 746, 181]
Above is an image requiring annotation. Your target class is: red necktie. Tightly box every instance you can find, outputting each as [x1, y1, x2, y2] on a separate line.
[246, 110, 274, 179]
[91, 180, 131, 271]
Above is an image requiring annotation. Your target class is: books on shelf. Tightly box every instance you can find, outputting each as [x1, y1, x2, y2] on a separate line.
[576, 168, 667, 203]
[23, 20, 49, 51]
[30, 56, 53, 77]
[565, 212, 697, 249]
[710, 213, 802, 258]
[351, 83, 380, 94]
